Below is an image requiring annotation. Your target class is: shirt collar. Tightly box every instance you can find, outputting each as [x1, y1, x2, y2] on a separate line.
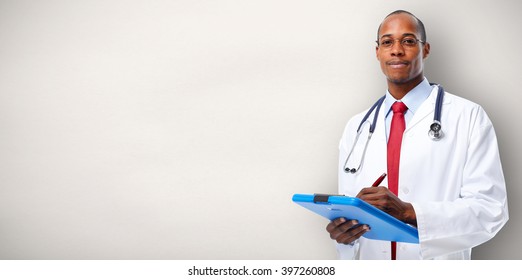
[384, 77, 432, 117]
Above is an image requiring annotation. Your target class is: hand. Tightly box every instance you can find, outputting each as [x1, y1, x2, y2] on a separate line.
[356, 186, 417, 226]
[326, 217, 370, 245]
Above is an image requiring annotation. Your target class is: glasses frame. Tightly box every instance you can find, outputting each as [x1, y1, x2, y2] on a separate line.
[376, 36, 425, 48]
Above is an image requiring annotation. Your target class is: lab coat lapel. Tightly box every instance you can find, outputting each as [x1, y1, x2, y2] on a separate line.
[405, 86, 450, 133]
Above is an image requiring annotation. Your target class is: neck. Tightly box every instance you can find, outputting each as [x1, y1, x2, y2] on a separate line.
[387, 75, 424, 100]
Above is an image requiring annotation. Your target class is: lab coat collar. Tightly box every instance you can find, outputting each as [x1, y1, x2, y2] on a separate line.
[406, 84, 452, 132]
[384, 77, 432, 119]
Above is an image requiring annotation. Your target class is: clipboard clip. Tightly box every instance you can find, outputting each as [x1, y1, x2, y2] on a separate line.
[313, 194, 345, 203]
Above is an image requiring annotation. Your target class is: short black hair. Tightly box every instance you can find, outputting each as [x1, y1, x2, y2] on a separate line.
[377, 10, 427, 42]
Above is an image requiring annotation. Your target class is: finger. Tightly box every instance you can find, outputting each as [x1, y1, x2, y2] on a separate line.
[337, 224, 371, 245]
[326, 217, 346, 232]
[332, 223, 365, 244]
[336, 219, 360, 233]
[356, 187, 379, 198]
[357, 186, 386, 196]
[358, 188, 389, 202]
[333, 217, 347, 226]
[328, 219, 360, 240]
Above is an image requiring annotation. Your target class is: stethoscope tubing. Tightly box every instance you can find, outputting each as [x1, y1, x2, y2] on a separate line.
[344, 84, 445, 174]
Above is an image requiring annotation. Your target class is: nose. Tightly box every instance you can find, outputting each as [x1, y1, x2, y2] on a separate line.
[390, 40, 405, 56]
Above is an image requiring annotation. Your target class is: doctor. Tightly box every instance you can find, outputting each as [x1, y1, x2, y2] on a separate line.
[326, 10, 508, 259]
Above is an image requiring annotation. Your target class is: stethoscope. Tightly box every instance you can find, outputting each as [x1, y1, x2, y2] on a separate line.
[343, 84, 445, 174]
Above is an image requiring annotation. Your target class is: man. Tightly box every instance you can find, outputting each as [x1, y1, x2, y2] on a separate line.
[326, 10, 508, 260]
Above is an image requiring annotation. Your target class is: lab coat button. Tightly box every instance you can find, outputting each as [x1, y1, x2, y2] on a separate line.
[402, 188, 409, 194]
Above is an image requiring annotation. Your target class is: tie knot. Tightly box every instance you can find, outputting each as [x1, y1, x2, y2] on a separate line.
[392, 102, 408, 114]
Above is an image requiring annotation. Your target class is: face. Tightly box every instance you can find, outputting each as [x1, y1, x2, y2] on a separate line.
[376, 13, 430, 86]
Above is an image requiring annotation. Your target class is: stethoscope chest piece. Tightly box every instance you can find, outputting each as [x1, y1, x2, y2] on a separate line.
[428, 120, 444, 140]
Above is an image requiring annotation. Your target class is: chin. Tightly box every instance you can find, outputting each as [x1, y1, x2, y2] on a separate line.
[387, 76, 411, 84]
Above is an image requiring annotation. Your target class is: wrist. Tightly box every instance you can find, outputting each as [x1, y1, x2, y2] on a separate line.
[402, 203, 417, 227]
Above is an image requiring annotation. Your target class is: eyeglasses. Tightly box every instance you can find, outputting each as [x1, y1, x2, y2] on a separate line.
[376, 37, 425, 48]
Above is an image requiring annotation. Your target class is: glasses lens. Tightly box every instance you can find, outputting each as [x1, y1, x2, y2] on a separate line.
[380, 39, 393, 47]
[402, 38, 418, 46]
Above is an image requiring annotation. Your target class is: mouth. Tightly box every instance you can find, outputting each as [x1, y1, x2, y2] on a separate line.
[387, 60, 409, 68]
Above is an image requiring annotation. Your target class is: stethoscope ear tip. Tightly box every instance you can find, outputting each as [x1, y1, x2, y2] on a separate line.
[344, 168, 356, 174]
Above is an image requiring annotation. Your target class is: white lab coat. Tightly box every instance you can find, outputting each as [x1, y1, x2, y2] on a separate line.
[337, 86, 508, 260]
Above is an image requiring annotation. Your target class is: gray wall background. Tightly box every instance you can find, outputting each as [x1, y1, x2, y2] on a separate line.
[0, 0, 520, 259]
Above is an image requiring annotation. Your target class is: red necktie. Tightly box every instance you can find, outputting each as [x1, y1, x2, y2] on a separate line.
[387, 101, 408, 260]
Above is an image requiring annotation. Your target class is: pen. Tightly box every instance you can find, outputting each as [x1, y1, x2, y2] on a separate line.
[372, 173, 387, 187]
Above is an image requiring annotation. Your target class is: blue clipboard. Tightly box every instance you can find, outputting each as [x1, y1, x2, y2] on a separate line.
[292, 193, 419, 244]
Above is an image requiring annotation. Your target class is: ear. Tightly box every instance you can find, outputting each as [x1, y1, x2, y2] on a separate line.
[422, 42, 431, 59]
[376, 46, 380, 61]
